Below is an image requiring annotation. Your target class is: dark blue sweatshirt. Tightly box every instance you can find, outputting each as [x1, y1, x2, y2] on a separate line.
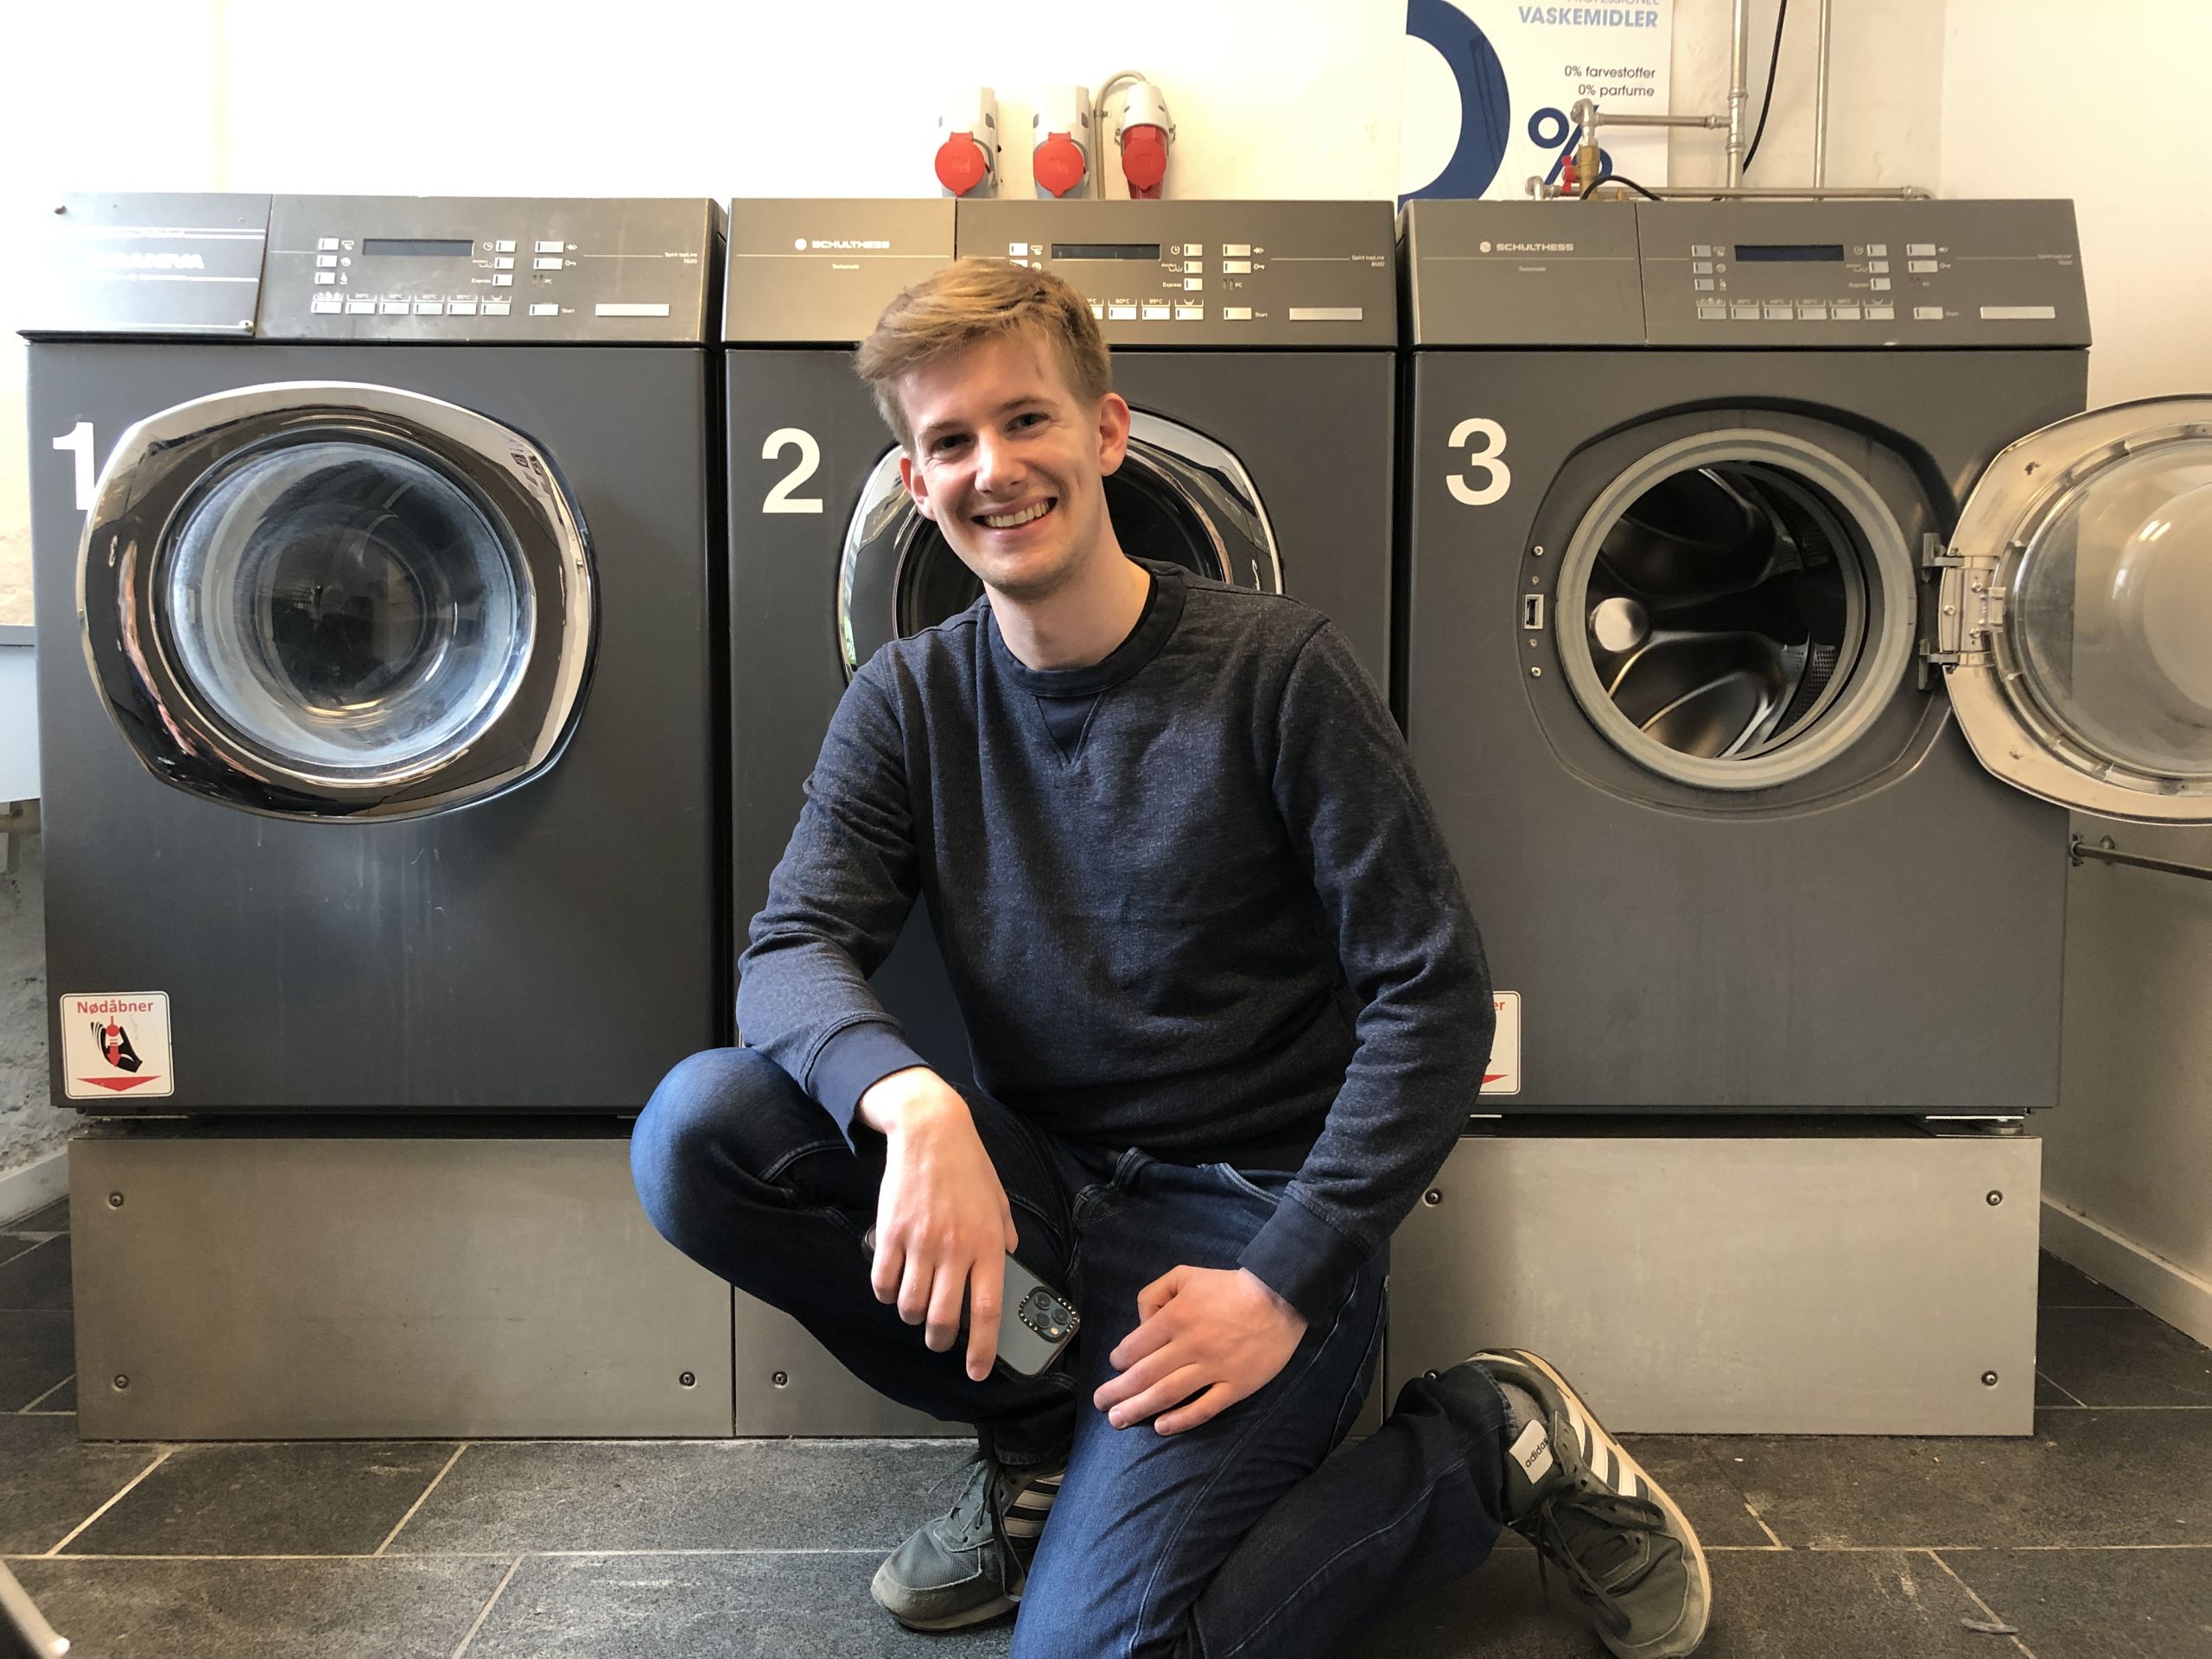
[737, 561, 1493, 1325]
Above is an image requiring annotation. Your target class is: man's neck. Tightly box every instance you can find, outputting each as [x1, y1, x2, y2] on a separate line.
[989, 546, 1154, 671]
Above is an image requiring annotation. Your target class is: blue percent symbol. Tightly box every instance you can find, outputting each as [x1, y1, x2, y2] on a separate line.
[1529, 106, 1611, 186]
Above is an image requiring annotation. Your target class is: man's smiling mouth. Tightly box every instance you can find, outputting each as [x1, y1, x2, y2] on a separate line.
[977, 499, 1056, 530]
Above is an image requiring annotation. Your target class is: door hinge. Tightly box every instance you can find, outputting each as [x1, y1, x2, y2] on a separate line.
[1919, 533, 2005, 670]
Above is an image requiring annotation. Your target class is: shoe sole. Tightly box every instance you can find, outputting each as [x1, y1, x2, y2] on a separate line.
[1476, 1348, 1712, 1659]
[870, 1559, 1018, 1632]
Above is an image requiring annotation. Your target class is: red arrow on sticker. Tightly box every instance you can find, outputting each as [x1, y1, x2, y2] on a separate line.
[77, 1075, 162, 1093]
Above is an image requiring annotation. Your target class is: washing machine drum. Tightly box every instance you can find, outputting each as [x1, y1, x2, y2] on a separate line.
[837, 410, 1281, 679]
[81, 382, 594, 821]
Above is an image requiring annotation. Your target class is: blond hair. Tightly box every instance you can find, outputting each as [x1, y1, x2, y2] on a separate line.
[855, 258, 1112, 450]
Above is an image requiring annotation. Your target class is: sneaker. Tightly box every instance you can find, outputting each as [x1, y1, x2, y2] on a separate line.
[1465, 1348, 1710, 1658]
[870, 1451, 1065, 1630]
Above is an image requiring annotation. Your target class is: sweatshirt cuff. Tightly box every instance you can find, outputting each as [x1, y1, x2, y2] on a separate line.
[1238, 1193, 1363, 1330]
[810, 1022, 931, 1143]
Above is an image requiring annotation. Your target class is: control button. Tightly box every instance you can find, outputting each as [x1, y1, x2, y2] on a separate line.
[529, 302, 559, 316]
[1693, 260, 1713, 274]
[1174, 304, 1204, 321]
[1798, 304, 1828, 321]
[316, 253, 338, 268]
[1691, 244, 1713, 257]
[493, 256, 514, 270]
[1915, 305, 1944, 320]
[448, 300, 479, 315]
[1289, 307, 1363, 321]
[1869, 277, 1891, 291]
[314, 271, 336, 285]
[1868, 259, 1888, 274]
[381, 300, 409, 315]
[1980, 304, 2057, 321]
[1090, 302, 1104, 319]
[1184, 276, 1203, 291]
[1106, 304, 1137, 320]
[1866, 243, 1887, 257]
[1009, 242, 1029, 256]
[484, 300, 511, 315]
[1906, 242, 1936, 257]
[1182, 243, 1202, 256]
[494, 238, 516, 253]
[1141, 304, 1170, 320]
[535, 239, 564, 253]
[1833, 304, 1862, 320]
[415, 301, 442, 315]
[1697, 303, 1727, 320]
[493, 273, 513, 286]
[346, 300, 375, 315]
[1764, 304, 1794, 320]
[1222, 243, 1251, 256]
[1221, 258, 1251, 274]
[1222, 306, 1253, 320]
[316, 237, 339, 251]
[595, 302, 672, 317]
[1732, 302, 1761, 319]
[533, 257, 563, 270]
[1867, 304, 1895, 320]
[1183, 260, 1202, 273]
[1909, 258, 1938, 273]
[310, 296, 342, 315]
[1693, 278, 1715, 291]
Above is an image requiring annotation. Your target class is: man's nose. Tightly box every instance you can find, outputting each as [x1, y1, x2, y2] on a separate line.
[972, 429, 1024, 494]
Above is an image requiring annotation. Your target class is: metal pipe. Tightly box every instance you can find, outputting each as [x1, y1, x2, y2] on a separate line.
[1569, 183, 1934, 200]
[2070, 835, 2212, 883]
[1586, 111, 1729, 130]
[1727, 0, 1752, 185]
[1814, 0, 1834, 186]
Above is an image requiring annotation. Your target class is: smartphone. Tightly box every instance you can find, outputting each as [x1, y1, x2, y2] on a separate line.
[861, 1228, 1081, 1378]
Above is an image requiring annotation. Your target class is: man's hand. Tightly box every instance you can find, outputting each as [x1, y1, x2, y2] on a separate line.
[858, 1067, 1020, 1382]
[1093, 1265, 1307, 1436]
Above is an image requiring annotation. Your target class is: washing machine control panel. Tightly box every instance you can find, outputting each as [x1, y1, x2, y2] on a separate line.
[1402, 199, 2088, 349]
[258, 196, 722, 343]
[956, 200, 1394, 346]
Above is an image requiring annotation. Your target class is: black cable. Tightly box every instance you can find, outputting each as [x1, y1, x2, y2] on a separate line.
[1743, 0, 1789, 175]
[1581, 172, 1663, 200]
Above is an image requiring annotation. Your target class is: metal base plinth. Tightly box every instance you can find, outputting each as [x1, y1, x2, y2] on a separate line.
[1385, 1122, 2042, 1435]
[70, 1128, 734, 1440]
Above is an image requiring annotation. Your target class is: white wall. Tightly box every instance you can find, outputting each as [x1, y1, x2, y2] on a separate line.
[1940, 0, 2212, 1334]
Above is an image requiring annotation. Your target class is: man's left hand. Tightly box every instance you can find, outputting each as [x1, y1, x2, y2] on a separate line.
[1093, 1265, 1307, 1435]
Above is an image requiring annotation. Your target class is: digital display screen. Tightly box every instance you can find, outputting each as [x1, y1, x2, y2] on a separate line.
[361, 238, 475, 259]
[1050, 243, 1163, 261]
[1732, 244, 1847, 263]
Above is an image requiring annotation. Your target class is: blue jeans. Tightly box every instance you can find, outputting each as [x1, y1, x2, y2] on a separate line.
[632, 1047, 1511, 1659]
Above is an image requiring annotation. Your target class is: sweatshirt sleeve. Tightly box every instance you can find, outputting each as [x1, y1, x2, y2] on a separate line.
[1237, 620, 1495, 1326]
[735, 665, 931, 1141]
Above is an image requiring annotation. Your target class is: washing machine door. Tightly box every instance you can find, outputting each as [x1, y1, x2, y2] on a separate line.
[836, 409, 1280, 678]
[1942, 396, 2212, 823]
[80, 381, 594, 820]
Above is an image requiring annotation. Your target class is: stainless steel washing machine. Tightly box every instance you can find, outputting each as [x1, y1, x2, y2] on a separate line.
[1399, 198, 2212, 1114]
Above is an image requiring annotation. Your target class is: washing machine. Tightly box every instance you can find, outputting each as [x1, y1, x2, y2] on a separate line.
[1399, 198, 2212, 1116]
[27, 194, 728, 1112]
[727, 198, 1398, 1091]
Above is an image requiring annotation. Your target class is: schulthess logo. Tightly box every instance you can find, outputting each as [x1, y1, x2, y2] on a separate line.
[60, 992, 175, 1099]
[1492, 242, 1575, 253]
[87, 251, 207, 270]
[792, 238, 893, 251]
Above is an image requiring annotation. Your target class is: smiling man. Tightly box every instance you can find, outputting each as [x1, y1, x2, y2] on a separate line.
[631, 259, 1708, 1658]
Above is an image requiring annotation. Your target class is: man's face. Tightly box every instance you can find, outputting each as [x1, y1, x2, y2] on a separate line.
[895, 331, 1129, 603]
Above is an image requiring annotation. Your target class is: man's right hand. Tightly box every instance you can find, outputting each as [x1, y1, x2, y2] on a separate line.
[856, 1067, 1020, 1382]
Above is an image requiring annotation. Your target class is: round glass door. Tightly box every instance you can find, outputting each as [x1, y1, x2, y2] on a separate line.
[1947, 398, 2212, 821]
[81, 382, 594, 819]
[837, 410, 1281, 679]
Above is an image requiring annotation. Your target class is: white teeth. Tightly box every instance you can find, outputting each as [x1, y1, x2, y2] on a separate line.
[981, 501, 1051, 530]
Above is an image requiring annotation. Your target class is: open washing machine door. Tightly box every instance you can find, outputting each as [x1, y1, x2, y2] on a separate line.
[1937, 396, 2212, 823]
[836, 409, 1280, 678]
[80, 381, 594, 821]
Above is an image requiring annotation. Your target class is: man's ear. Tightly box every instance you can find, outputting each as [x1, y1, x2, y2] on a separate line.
[1097, 392, 1132, 477]
[897, 450, 938, 521]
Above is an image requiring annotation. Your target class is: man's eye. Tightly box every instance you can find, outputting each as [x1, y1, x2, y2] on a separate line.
[1013, 413, 1045, 429]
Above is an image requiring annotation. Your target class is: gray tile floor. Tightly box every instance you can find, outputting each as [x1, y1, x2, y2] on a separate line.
[6, 1196, 2210, 1658]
